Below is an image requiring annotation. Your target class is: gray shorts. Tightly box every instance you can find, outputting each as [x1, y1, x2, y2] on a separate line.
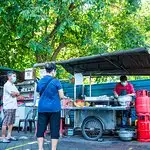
[2, 109, 16, 126]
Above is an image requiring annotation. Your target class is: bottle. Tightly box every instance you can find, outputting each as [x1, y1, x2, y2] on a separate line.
[65, 115, 70, 125]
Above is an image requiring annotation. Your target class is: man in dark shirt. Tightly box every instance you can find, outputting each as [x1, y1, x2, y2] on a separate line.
[37, 63, 64, 150]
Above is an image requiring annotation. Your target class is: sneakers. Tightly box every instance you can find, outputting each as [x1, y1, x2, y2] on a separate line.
[0, 138, 10, 143]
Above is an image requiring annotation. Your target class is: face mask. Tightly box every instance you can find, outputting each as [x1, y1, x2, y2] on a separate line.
[121, 82, 127, 86]
[11, 77, 17, 83]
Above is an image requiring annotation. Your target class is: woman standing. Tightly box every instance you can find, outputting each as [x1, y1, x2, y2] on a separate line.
[37, 63, 64, 150]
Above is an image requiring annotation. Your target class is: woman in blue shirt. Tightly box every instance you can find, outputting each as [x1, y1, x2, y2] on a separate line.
[37, 63, 64, 150]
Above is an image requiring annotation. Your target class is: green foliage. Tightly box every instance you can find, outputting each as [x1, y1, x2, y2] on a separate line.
[0, 0, 149, 82]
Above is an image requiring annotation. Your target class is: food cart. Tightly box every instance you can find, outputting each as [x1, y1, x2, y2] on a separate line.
[33, 47, 150, 140]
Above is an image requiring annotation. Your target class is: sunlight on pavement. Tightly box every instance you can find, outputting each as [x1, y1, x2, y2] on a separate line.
[5, 141, 37, 150]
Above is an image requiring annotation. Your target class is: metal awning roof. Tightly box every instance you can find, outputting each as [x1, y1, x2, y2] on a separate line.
[0, 66, 18, 71]
[0, 66, 20, 75]
[34, 47, 150, 76]
[58, 47, 150, 76]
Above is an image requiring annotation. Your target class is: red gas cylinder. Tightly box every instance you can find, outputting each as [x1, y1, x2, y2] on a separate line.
[137, 115, 150, 142]
[136, 90, 150, 114]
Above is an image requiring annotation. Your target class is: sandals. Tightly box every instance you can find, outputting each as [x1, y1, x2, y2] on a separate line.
[7, 137, 18, 141]
[0, 138, 10, 143]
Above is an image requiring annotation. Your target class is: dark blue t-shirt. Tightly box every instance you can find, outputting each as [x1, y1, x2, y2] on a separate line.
[37, 75, 62, 112]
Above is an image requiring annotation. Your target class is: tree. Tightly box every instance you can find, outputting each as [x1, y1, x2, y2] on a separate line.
[0, 0, 149, 73]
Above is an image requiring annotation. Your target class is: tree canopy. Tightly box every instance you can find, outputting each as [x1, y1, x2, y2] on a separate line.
[0, 0, 149, 80]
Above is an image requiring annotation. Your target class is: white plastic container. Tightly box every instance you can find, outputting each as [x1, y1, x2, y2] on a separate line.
[118, 95, 132, 106]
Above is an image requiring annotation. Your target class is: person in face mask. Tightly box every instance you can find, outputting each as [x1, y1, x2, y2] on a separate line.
[114, 75, 135, 98]
[114, 76, 135, 127]
[0, 71, 20, 143]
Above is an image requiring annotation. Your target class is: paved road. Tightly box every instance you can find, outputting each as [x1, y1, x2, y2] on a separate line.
[0, 132, 150, 150]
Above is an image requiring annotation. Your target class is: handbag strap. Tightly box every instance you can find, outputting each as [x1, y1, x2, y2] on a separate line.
[40, 77, 53, 96]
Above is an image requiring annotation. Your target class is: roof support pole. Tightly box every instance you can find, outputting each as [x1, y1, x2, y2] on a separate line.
[74, 73, 76, 100]
[89, 73, 92, 97]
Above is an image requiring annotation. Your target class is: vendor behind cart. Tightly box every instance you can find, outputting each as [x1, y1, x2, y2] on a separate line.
[114, 75, 135, 98]
[114, 75, 135, 127]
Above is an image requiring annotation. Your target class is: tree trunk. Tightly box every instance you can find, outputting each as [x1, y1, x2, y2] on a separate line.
[51, 42, 66, 61]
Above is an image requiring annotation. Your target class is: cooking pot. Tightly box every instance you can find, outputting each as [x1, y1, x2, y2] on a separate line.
[118, 95, 132, 106]
[119, 130, 134, 141]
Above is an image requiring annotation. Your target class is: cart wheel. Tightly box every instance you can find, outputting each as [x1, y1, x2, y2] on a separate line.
[82, 117, 103, 141]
